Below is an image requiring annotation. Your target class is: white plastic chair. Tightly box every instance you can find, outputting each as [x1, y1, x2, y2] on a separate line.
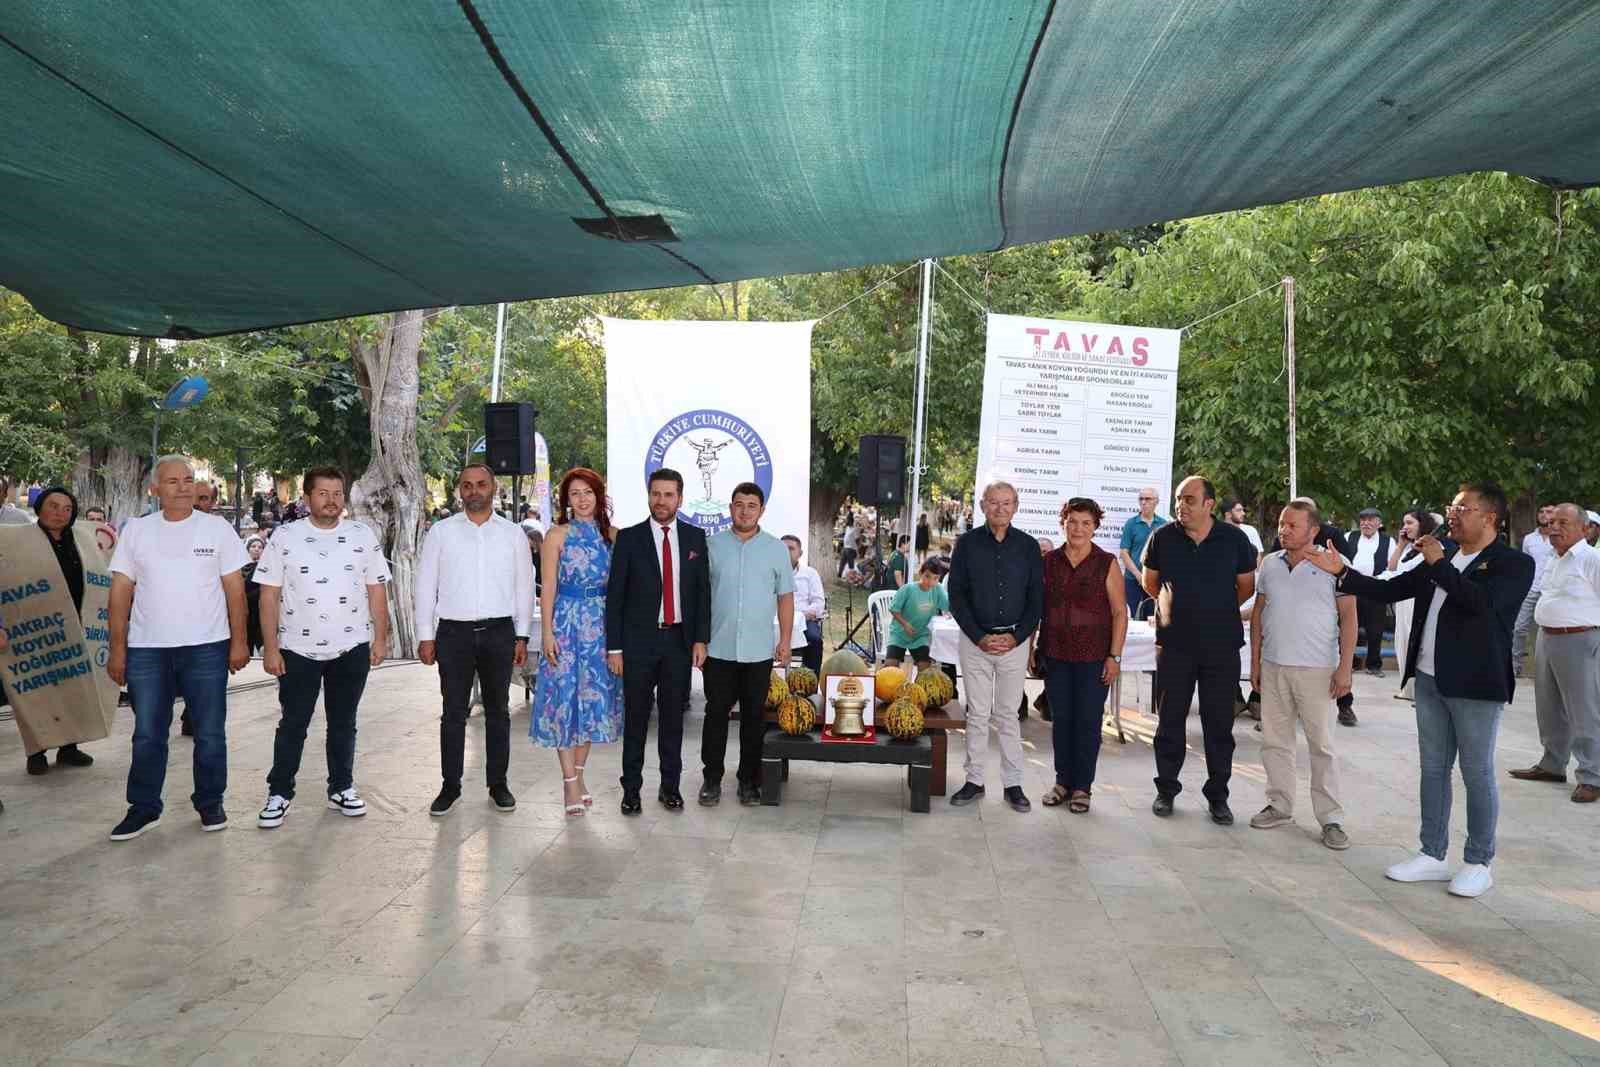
[866, 589, 896, 665]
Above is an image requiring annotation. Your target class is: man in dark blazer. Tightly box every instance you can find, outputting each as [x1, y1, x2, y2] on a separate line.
[606, 468, 711, 815]
[1309, 482, 1533, 899]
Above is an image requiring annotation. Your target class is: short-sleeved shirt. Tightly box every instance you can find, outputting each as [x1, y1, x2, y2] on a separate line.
[109, 510, 250, 648]
[1142, 520, 1257, 650]
[1257, 551, 1345, 668]
[707, 529, 795, 663]
[888, 581, 949, 649]
[252, 518, 391, 659]
[1119, 514, 1167, 572]
[885, 551, 909, 587]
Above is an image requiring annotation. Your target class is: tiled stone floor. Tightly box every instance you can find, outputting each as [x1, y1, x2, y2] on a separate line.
[2, 663, 1598, 1066]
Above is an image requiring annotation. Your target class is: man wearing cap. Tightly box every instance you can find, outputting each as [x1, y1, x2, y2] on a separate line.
[1586, 510, 1600, 547]
[1343, 509, 1392, 680]
[1509, 504, 1600, 803]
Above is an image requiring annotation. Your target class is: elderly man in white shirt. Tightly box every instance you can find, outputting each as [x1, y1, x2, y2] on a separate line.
[1510, 504, 1600, 803]
[782, 535, 826, 673]
[415, 464, 535, 816]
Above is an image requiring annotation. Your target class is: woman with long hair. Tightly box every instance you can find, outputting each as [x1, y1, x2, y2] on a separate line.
[1384, 509, 1442, 701]
[531, 468, 622, 814]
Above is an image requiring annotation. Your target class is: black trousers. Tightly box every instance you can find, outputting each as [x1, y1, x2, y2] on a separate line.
[268, 644, 370, 800]
[436, 618, 515, 790]
[701, 657, 771, 788]
[1152, 643, 1238, 804]
[1356, 598, 1386, 669]
[620, 626, 690, 793]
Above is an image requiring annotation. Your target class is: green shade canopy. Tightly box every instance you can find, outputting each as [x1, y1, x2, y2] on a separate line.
[3, 1, 1597, 338]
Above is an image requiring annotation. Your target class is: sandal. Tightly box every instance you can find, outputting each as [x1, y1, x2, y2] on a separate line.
[574, 763, 592, 807]
[1041, 784, 1069, 807]
[562, 775, 586, 817]
[1068, 790, 1091, 814]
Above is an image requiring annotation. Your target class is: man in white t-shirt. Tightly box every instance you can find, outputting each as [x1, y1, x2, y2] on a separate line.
[1221, 496, 1263, 560]
[106, 455, 250, 841]
[252, 466, 391, 829]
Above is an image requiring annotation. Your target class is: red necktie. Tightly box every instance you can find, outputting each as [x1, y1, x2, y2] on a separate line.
[661, 525, 676, 625]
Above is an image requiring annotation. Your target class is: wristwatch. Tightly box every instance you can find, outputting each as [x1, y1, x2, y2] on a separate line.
[1110, 654, 1122, 663]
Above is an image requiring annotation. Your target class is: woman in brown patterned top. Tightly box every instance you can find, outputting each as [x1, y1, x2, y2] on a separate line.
[1034, 498, 1127, 812]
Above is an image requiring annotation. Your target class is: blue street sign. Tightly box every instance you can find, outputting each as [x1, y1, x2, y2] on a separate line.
[160, 376, 209, 410]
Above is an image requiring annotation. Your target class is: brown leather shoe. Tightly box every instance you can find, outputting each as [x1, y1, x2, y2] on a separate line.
[1572, 784, 1599, 804]
[1508, 765, 1567, 783]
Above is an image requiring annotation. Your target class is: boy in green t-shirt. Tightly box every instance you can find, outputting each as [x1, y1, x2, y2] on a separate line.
[886, 560, 950, 667]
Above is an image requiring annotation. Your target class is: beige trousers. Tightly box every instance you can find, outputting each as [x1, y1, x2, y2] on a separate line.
[956, 633, 1028, 789]
[1260, 661, 1344, 825]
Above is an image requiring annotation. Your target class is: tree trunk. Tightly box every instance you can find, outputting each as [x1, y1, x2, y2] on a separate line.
[72, 445, 149, 523]
[809, 482, 847, 578]
[348, 310, 428, 659]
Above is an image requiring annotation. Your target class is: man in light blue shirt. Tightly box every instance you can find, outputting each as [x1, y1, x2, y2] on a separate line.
[700, 482, 794, 806]
[1119, 488, 1167, 620]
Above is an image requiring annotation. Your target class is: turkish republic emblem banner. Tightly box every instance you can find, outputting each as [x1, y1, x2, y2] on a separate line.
[604, 318, 814, 551]
[975, 314, 1181, 553]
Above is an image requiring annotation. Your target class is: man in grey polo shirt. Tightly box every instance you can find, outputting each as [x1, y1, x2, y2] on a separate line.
[1248, 500, 1357, 849]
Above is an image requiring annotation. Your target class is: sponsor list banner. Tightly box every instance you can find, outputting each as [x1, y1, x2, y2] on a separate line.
[975, 314, 1181, 552]
[605, 318, 813, 552]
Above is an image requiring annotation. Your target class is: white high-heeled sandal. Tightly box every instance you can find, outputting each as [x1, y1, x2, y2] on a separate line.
[562, 776, 586, 817]
[574, 763, 593, 807]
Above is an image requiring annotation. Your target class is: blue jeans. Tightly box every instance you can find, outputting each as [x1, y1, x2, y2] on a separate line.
[1042, 656, 1109, 791]
[125, 640, 230, 816]
[1414, 672, 1502, 866]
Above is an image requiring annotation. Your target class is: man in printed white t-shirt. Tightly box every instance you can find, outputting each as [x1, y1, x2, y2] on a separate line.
[253, 466, 391, 829]
[107, 455, 250, 841]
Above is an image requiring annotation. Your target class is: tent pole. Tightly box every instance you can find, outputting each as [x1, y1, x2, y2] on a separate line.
[1283, 276, 1297, 499]
[490, 302, 507, 402]
[909, 258, 933, 539]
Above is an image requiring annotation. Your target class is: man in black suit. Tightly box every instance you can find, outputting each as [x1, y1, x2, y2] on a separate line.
[1342, 508, 1393, 679]
[605, 468, 710, 815]
[1309, 482, 1533, 899]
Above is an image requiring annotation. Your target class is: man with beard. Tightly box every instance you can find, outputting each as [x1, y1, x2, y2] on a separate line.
[415, 464, 534, 817]
[605, 468, 711, 815]
[253, 467, 390, 829]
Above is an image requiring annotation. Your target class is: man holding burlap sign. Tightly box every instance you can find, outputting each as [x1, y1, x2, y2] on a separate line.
[0, 487, 119, 793]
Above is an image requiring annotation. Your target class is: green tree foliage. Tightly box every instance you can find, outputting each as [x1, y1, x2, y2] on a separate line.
[1075, 173, 1600, 526]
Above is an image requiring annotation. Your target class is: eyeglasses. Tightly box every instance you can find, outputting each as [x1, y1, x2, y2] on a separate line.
[1445, 504, 1481, 515]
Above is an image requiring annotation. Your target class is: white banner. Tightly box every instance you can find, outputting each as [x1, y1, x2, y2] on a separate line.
[975, 314, 1181, 552]
[605, 318, 813, 549]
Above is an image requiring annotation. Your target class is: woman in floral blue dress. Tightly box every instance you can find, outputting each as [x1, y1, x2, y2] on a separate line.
[532, 468, 621, 814]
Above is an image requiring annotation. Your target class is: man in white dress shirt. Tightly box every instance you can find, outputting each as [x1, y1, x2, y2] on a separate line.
[1343, 508, 1392, 678]
[783, 535, 826, 674]
[1510, 504, 1600, 803]
[1511, 503, 1556, 676]
[415, 464, 534, 816]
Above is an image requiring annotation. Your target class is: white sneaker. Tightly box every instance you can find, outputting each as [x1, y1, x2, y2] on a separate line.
[327, 787, 367, 817]
[1385, 853, 1453, 882]
[1448, 863, 1494, 898]
[257, 794, 290, 829]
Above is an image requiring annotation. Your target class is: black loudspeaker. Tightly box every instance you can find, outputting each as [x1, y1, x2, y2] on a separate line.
[857, 434, 906, 507]
[483, 402, 536, 475]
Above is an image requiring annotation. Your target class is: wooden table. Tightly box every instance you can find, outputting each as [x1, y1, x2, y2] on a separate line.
[763, 702, 962, 796]
[760, 729, 932, 813]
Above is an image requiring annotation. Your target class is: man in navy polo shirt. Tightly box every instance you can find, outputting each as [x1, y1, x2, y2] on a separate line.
[1141, 476, 1258, 824]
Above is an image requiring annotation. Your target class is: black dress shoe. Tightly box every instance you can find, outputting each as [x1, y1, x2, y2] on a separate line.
[1209, 801, 1234, 826]
[1338, 707, 1358, 727]
[620, 791, 642, 816]
[26, 752, 49, 775]
[1003, 786, 1031, 812]
[56, 745, 94, 767]
[658, 787, 684, 810]
[737, 783, 761, 806]
[1151, 794, 1175, 817]
[698, 782, 721, 806]
[949, 781, 985, 806]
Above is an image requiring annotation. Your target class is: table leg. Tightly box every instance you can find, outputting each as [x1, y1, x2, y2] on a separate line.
[782, 757, 790, 782]
[761, 757, 783, 806]
[1111, 675, 1126, 744]
[908, 762, 930, 813]
[927, 730, 947, 796]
